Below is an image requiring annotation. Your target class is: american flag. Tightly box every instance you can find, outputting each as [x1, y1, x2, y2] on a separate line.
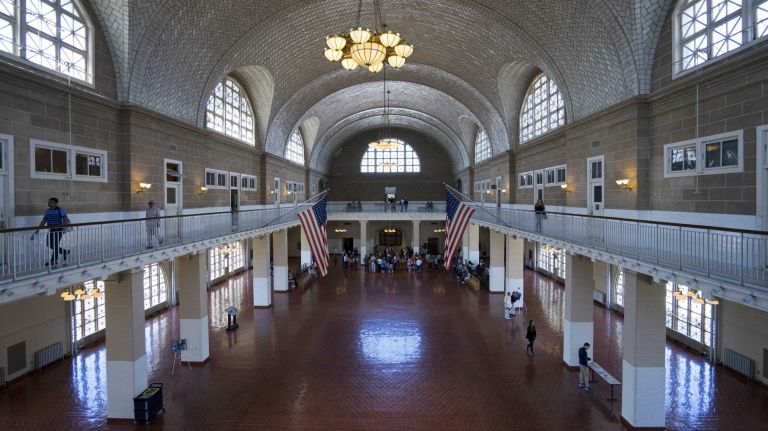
[443, 190, 475, 270]
[297, 196, 330, 277]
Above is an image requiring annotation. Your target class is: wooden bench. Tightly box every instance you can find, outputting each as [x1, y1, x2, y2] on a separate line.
[588, 362, 621, 401]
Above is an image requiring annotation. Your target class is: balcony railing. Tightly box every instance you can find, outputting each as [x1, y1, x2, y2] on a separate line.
[0, 202, 312, 284]
[327, 201, 446, 213]
[462, 199, 768, 290]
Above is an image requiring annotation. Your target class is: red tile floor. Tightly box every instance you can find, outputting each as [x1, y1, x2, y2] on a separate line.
[1, 264, 767, 430]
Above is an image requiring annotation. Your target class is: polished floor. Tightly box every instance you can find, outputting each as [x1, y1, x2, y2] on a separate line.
[1, 264, 767, 430]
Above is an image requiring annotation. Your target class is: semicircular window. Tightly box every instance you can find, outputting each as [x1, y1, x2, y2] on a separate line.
[205, 77, 255, 145]
[360, 139, 421, 173]
[519, 74, 565, 143]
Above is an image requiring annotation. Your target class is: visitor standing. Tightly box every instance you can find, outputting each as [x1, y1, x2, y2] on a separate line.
[534, 199, 546, 232]
[503, 292, 513, 320]
[578, 342, 592, 392]
[145, 200, 162, 248]
[404, 198, 409, 212]
[526, 320, 537, 356]
[33, 197, 71, 266]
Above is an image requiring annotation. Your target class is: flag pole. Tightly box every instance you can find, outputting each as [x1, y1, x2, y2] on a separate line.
[442, 183, 510, 228]
[261, 188, 330, 229]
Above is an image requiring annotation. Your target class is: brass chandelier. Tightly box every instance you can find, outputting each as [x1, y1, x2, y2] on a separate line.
[60, 284, 103, 302]
[324, 0, 414, 72]
[369, 69, 403, 155]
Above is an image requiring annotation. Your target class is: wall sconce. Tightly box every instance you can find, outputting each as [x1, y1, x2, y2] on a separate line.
[501, 189, 507, 193]
[616, 179, 633, 191]
[560, 184, 572, 193]
[136, 182, 151, 193]
[334, 228, 348, 233]
[197, 186, 208, 195]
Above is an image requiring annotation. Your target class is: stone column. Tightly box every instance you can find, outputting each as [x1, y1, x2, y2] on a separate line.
[412, 221, 420, 254]
[251, 235, 271, 307]
[505, 235, 524, 303]
[488, 230, 505, 292]
[104, 268, 147, 419]
[176, 252, 209, 363]
[468, 223, 480, 263]
[462, 230, 469, 262]
[300, 226, 312, 267]
[621, 271, 666, 428]
[563, 253, 594, 367]
[273, 229, 289, 292]
[359, 220, 368, 256]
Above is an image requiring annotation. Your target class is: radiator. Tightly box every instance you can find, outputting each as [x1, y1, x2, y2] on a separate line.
[592, 290, 606, 305]
[34, 342, 64, 371]
[0, 366, 5, 389]
[723, 348, 754, 380]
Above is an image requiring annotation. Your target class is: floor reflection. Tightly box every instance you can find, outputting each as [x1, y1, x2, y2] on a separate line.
[70, 348, 106, 410]
[666, 346, 715, 420]
[209, 276, 245, 330]
[358, 319, 423, 364]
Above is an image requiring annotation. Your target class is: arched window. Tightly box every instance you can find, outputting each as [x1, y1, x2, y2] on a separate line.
[0, 0, 92, 82]
[519, 74, 565, 143]
[206, 77, 255, 144]
[474, 129, 491, 163]
[209, 241, 245, 282]
[675, 0, 768, 74]
[285, 129, 305, 165]
[73, 280, 106, 341]
[143, 262, 168, 310]
[360, 139, 421, 173]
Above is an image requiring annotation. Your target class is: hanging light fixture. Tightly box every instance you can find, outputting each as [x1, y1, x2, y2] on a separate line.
[323, 0, 413, 73]
[60, 283, 104, 302]
[368, 69, 403, 152]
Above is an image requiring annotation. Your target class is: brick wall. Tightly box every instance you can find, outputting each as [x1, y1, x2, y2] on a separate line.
[326, 128, 453, 202]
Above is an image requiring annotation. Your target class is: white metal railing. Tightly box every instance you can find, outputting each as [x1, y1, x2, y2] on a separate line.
[327, 201, 446, 214]
[0, 202, 314, 284]
[453, 192, 768, 290]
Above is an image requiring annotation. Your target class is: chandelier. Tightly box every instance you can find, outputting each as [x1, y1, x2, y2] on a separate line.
[383, 227, 397, 233]
[379, 161, 398, 169]
[368, 69, 402, 151]
[673, 287, 719, 305]
[324, 0, 414, 72]
[60, 284, 103, 302]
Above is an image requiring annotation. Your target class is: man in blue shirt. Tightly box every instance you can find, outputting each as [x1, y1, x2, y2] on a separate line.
[34, 198, 71, 266]
[578, 342, 592, 392]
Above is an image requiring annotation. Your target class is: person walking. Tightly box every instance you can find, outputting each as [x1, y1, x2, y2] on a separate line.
[578, 342, 592, 392]
[145, 200, 162, 248]
[33, 197, 71, 266]
[534, 199, 546, 232]
[526, 320, 537, 356]
[503, 292, 513, 320]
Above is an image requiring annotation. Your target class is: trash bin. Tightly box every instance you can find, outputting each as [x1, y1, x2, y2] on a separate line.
[133, 382, 164, 423]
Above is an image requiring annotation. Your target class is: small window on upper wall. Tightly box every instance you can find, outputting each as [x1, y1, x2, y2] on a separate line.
[518, 171, 533, 188]
[474, 129, 492, 163]
[664, 131, 743, 177]
[675, 0, 768, 75]
[520, 74, 565, 143]
[545, 165, 566, 186]
[285, 130, 305, 166]
[0, 0, 93, 83]
[31, 139, 107, 181]
[205, 77, 255, 144]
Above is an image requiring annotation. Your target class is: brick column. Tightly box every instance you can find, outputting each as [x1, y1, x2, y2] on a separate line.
[251, 235, 271, 307]
[505, 235, 524, 304]
[468, 224, 480, 263]
[488, 229, 505, 292]
[359, 220, 367, 256]
[273, 229, 289, 292]
[563, 254, 594, 367]
[412, 221, 420, 254]
[621, 271, 666, 428]
[300, 226, 312, 267]
[104, 268, 147, 419]
[176, 252, 209, 363]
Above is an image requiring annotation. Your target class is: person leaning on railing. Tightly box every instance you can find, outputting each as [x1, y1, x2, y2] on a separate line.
[31, 197, 71, 266]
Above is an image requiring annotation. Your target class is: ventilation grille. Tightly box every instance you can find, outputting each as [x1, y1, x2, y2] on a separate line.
[723, 348, 754, 380]
[34, 342, 63, 371]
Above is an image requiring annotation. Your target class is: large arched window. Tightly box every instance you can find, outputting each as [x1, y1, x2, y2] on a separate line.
[206, 77, 255, 144]
[675, 0, 768, 74]
[360, 139, 421, 173]
[474, 129, 491, 163]
[0, 0, 92, 82]
[143, 262, 168, 310]
[519, 74, 565, 143]
[285, 129, 305, 165]
[209, 241, 245, 282]
[73, 280, 106, 341]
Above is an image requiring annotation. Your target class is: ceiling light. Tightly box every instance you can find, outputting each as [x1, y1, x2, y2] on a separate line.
[394, 43, 413, 58]
[324, 48, 343, 62]
[387, 55, 405, 68]
[341, 55, 359, 70]
[368, 62, 384, 73]
[326, 34, 347, 50]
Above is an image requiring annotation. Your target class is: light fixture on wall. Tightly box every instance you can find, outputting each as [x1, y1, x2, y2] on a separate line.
[334, 228, 348, 233]
[136, 182, 152, 193]
[197, 186, 208, 195]
[383, 227, 397, 233]
[323, 0, 413, 72]
[560, 184, 572, 193]
[615, 179, 632, 191]
[433, 228, 445, 233]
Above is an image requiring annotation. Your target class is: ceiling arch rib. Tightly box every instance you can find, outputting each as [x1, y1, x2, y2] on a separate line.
[312, 107, 469, 173]
[314, 114, 466, 173]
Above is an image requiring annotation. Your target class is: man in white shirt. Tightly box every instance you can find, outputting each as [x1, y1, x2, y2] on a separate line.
[145, 200, 162, 248]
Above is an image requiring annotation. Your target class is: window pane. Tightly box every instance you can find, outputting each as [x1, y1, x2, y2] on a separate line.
[721, 139, 738, 166]
[705, 142, 722, 167]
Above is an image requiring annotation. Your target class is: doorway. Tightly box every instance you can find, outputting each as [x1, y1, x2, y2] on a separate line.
[534, 170, 544, 203]
[587, 156, 604, 215]
[495, 176, 502, 207]
[342, 237, 354, 253]
[427, 237, 439, 254]
[758, 125, 768, 230]
[0, 135, 13, 230]
[273, 178, 281, 205]
[164, 160, 182, 241]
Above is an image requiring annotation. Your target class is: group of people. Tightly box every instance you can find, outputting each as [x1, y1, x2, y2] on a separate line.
[345, 201, 363, 212]
[384, 197, 409, 213]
